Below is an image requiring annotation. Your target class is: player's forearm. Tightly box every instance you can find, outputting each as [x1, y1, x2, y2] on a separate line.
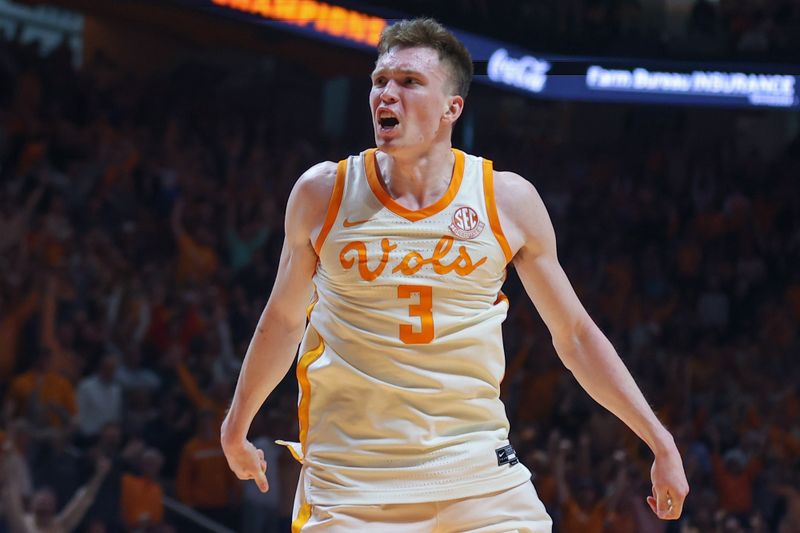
[554, 321, 674, 455]
[221, 308, 305, 443]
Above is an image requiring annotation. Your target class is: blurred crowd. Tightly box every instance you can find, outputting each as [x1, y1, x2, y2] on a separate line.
[488, 104, 800, 531]
[678, 0, 800, 58]
[1, 18, 799, 533]
[365, 0, 800, 60]
[0, 32, 318, 532]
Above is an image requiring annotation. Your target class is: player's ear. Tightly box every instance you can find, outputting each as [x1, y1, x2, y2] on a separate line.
[443, 94, 464, 125]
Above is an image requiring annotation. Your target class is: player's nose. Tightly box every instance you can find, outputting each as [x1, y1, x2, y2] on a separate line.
[379, 80, 400, 103]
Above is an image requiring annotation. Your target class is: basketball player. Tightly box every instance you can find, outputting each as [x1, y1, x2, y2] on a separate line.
[221, 18, 689, 532]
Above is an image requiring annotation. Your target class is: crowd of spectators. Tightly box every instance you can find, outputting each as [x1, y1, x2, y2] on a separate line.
[488, 103, 800, 531]
[1, 18, 799, 533]
[363, 0, 800, 60]
[680, 0, 800, 59]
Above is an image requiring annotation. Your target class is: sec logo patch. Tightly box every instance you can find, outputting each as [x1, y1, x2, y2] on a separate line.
[449, 206, 485, 240]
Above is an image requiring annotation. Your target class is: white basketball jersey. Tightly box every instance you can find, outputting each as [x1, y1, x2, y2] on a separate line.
[282, 148, 531, 505]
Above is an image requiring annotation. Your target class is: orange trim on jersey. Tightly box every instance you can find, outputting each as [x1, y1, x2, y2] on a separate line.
[296, 335, 325, 457]
[306, 289, 318, 320]
[482, 159, 513, 263]
[283, 443, 303, 463]
[364, 148, 465, 222]
[291, 502, 312, 533]
[494, 291, 509, 306]
[313, 159, 347, 255]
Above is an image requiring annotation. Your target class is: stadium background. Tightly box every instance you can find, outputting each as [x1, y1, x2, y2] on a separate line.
[0, 0, 799, 531]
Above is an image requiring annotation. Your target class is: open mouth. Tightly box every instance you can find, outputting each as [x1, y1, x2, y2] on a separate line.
[377, 109, 400, 132]
[378, 112, 399, 130]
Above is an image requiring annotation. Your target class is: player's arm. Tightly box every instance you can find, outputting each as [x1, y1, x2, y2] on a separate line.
[494, 170, 689, 520]
[220, 161, 336, 492]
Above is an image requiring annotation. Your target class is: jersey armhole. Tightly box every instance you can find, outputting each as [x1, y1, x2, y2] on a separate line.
[313, 159, 347, 255]
[482, 159, 513, 264]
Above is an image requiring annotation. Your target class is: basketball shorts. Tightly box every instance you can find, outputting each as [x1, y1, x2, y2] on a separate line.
[291, 474, 553, 533]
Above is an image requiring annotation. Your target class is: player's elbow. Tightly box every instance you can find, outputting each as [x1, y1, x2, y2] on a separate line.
[258, 304, 307, 341]
[551, 314, 597, 372]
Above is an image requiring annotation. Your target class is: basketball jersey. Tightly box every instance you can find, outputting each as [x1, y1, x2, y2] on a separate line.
[280, 148, 531, 505]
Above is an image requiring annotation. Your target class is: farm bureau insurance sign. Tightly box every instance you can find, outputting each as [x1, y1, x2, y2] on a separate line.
[586, 65, 796, 107]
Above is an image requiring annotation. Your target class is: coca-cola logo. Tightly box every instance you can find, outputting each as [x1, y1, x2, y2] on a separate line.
[487, 48, 550, 93]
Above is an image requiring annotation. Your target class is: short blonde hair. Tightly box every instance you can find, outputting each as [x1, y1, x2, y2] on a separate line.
[377, 18, 473, 98]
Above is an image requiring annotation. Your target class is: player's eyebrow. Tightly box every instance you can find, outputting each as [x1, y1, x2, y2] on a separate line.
[370, 68, 427, 80]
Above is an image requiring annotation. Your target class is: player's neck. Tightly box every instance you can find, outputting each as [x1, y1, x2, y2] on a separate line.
[375, 143, 455, 206]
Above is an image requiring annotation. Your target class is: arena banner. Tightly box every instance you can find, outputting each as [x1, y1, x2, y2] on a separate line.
[175, 0, 800, 109]
[481, 46, 799, 109]
[182, 0, 388, 49]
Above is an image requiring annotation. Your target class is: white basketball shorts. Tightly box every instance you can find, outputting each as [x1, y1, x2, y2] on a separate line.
[291, 475, 553, 533]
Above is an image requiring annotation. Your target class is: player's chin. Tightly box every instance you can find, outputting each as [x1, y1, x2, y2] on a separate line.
[375, 125, 401, 142]
[374, 137, 399, 152]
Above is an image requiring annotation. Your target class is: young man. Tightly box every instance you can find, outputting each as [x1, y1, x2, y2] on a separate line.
[221, 18, 689, 532]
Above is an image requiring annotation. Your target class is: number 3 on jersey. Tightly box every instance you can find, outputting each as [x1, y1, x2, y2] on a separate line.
[397, 285, 434, 344]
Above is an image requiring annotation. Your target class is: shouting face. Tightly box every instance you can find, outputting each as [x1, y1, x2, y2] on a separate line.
[370, 46, 463, 156]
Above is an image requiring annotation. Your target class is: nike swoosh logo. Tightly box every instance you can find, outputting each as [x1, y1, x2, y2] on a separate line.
[343, 217, 372, 227]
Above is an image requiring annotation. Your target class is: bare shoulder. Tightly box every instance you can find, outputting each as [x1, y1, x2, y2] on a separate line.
[492, 169, 555, 258]
[286, 161, 338, 237]
[290, 161, 339, 209]
[493, 170, 542, 213]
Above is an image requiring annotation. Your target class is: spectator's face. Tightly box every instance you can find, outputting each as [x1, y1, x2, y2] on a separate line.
[370, 46, 461, 155]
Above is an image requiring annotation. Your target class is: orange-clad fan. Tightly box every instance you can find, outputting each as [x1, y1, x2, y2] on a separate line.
[5, 349, 76, 429]
[120, 448, 165, 529]
[176, 411, 240, 520]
